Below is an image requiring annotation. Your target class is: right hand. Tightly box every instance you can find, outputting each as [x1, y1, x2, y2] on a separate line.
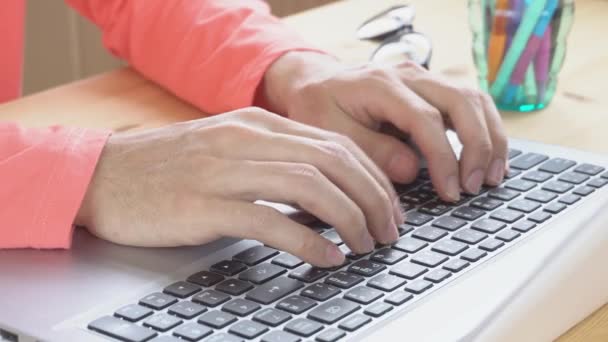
[76, 108, 402, 267]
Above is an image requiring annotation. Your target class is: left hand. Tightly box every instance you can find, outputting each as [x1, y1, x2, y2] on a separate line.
[260, 52, 509, 202]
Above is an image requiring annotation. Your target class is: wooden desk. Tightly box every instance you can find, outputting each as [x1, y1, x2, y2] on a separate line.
[1, 0, 606, 340]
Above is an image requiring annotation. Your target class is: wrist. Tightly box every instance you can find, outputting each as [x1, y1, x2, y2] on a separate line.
[260, 51, 340, 115]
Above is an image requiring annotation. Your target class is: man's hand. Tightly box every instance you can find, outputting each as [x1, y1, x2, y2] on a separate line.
[262, 52, 509, 202]
[76, 108, 402, 267]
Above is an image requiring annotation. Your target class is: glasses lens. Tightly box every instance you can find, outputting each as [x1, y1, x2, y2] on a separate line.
[356, 5, 416, 41]
[370, 32, 432, 68]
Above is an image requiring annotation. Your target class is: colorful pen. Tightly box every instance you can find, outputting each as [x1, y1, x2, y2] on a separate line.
[505, 0, 524, 51]
[534, 25, 552, 104]
[500, 0, 558, 103]
[487, 0, 510, 83]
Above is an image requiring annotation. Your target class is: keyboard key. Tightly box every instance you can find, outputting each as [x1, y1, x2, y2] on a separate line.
[452, 229, 488, 245]
[338, 314, 371, 332]
[115, 304, 153, 322]
[272, 253, 303, 269]
[364, 302, 393, 317]
[559, 172, 590, 185]
[229, 320, 269, 339]
[526, 190, 558, 203]
[542, 181, 574, 194]
[289, 265, 328, 283]
[315, 328, 346, 342]
[139, 293, 178, 310]
[390, 262, 428, 279]
[411, 250, 448, 267]
[602, 171, 608, 179]
[173, 323, 212, 341]
[234, 246, 279, 266]
[392, 237, 428, 253]
[344, 286, 383, 304]
[488, 188, 520, 201]
[301, 283, 341, 301]
[508, 149, 522, 159]
[222, 298, 261, 317]
[239, 263, 286, 284]
[167, 301, 207, 319]
[368, 274, 406, 292]
[432, 216, 467, 231]
[262, 331, 301, 342]
[419, 200, 452, 216]
[253, 308, 292, 327]
[143, 313, 182, 332]
[559, 194, 581, 205]
[588, 178, 608, 188]
[505, 169, 522, 179]
[216, 279, 253, 296]
[321, 230, 343, 245]
[192, 289, 230, 307]
[401, 190, 435, 205]
[528, 211, 552, 223]
[442, 259, 470, 273]
[187, 271, 224, 287]
[479, 238, 505, 252]
[204, 333, 241, 342]
[348, 260, 386, 277]
[505, 179, 537, 192]
[88, 316, 157, 342]
[211, 260, 247, 276]
[246, 277, 304, 305]
[574, 163, 605, 176]
[385, 291, 413, 306]
[424, 268, 452, 283]
[404, 211, 434, 226]
[490, 208, 524, 223]
[470, 197, 503, 211]
[198, 310, 237, 329]
[284, 318, 323, 337]
[325, 271, 364, 289]
[397, 224, 415, 236]
[451, 206, 485, 221]
[508, 199, 541, 213]
[471, 218, 506, 234]
[370, 248, 407, 265]
[496, 229, 521, 242]
[276, 296, 317, 315]
[412, 226, 448, 242]
[523, 170, 553, 183]
[460, 248, 487, 262]
[539, 158, 576, 174]
[574, 185, 595, 196]
[432, 239, 468, 256]
[163, 281, 201, 299]
[404, 279, 433, 294]
[543, 201, 567, 214]
[511, 153, 548, 170]
[512, 220, 537, 233]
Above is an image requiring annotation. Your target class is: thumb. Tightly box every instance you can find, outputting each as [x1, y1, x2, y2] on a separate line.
[349, 122, 420, 184]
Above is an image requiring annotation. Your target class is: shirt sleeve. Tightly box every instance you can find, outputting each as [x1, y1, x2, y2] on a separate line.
[64, 0, 323, 114]
[0, 123, 109, 248]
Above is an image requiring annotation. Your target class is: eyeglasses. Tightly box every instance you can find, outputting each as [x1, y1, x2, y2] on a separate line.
[356, 4, 433, 69]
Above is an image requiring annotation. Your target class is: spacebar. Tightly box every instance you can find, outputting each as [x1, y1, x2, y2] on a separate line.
[88, 316, 157, 342]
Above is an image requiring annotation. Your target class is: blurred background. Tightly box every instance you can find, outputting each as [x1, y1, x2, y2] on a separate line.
[23, 0, 337, 95]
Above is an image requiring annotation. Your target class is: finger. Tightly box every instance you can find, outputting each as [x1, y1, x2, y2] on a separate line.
[210, 201, 346, 267]
[252, 112, 404, 225]
[481, 94, 510, 185]
[365, 80, 461, 202]
[399, 74, 494, 194]
[224, 130, 398, 245]
[212, 160, 374, 254]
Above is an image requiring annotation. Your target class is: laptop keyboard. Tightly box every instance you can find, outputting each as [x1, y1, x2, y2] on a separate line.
[88, 149, 608, 342]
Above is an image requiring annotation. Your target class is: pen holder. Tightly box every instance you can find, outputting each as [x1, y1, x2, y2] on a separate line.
[468, 0, 574, 112]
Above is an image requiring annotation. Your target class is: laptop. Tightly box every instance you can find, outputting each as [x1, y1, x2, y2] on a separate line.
[1, 136, 607, 342]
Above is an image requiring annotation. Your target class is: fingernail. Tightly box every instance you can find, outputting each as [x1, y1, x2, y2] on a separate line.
[326, 244, 345, 265]
[389, 154, 411, 182]
[446, 175, 461, 201]
[393, 199, 404, 224]
[387, 223, 399, 242]
[465, 169, 484, 194]
[361, 233, 375, 253]
[488, 159, 505, 185]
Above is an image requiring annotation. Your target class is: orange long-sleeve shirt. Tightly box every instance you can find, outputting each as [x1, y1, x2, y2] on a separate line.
[0, 0, 318, 248]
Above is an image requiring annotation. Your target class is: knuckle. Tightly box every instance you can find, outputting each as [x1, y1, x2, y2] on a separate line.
[288, 163, 324, 185]
[318, 140, 353, 164]
[239, 107, 273, 121]
[421, 108, 444, 127]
